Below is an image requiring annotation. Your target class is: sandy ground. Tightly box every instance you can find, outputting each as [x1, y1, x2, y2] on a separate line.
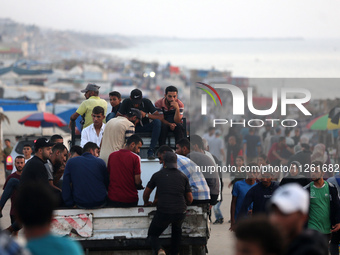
[0, 166, 235, 254]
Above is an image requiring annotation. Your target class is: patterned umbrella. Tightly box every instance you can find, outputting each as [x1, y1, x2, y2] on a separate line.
[306, 114, 340, 130]
[18, 112, 67, 128]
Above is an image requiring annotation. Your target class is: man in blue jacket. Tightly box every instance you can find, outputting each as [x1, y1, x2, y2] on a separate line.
[239, 171, 279, 218]
[62, 142, 108, 208]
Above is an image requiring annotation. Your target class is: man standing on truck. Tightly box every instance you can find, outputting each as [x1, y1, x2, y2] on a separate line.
[117, 89, 162, 159]
[107, 135, 143, 207]
[100, 108, 142, 165]
[155, 85, 185, 146]
[144, 151, 193, 255]
[69, 83, 107, 130]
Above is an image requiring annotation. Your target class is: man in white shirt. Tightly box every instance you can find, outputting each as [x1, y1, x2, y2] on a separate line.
[81, 106, 106, 148]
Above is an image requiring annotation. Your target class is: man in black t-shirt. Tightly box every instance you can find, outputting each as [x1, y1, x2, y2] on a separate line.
[117, 89, 162, 159]
[20, 138, 55, 185]
[143, 151, 193, 255]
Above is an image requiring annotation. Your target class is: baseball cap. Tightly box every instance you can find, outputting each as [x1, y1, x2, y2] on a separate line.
[130, 89, 143, 105]
[35, 138, 55, 151]
[163, 151, 178, 169]
[270, 183, 309, 214]
[128, 108, 143, 126]
[81, 83, 100, 93]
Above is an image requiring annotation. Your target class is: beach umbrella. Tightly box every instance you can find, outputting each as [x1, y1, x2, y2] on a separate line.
[306, 114, 340, 130]
[329, 106, 340, 124]
[18, 112, 67, 128]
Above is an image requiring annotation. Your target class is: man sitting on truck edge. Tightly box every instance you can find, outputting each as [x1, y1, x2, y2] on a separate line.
[157, 145, 210, 205]
[155, 85, 185, 146]
[62, 142, 108, 209]
[106, 91, 122, 122]
[117, 89, 162, 160]
[144, 151, 193, 255]
[107, 135, 143, 207]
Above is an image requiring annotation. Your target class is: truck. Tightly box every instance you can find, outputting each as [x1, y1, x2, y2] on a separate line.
[51, 122, 210, 254]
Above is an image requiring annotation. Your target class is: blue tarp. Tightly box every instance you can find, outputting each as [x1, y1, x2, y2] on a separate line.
[57, 108, 82, 131]
[0, 99, 38, 111]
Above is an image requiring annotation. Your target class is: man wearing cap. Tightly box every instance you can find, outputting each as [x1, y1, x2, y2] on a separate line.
[69, 83, 107, 130]
[143, 151, 193, 255]
[99, 108, 142, 165]
[117, 89, 162, 159]
[269, 183, 328, 255]
[156, 145, 210, 205]
[20, 138, 55, 185]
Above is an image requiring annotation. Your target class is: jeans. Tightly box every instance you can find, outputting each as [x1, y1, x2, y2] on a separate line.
[135, 119, 161, 151]
[159, 122, 184, 146]
[0, 178, 20, 208]
[213, 201, 223, 221]
[147, 211, 186, 255]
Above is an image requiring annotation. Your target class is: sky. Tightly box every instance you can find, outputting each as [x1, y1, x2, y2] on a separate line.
[1, 0, 340, 39]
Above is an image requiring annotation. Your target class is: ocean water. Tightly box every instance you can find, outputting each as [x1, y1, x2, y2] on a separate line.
[99, 38, 340, 99]
[100, 38, 340, 79]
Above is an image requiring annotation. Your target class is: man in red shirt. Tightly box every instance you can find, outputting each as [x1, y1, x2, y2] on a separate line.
[155, 85, 185, 146]
[268, 137, 294, 166]
[107, 135, 144, 207]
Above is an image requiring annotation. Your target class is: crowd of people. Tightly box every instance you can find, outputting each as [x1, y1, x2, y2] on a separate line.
[203, 124, 340, 255]
[1, 82, 340, 255]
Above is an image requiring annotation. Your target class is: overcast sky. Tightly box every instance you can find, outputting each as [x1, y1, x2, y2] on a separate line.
[1, 0, 340, 39]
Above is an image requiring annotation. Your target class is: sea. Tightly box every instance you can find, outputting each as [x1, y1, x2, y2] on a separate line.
[99, 38, 340, 99]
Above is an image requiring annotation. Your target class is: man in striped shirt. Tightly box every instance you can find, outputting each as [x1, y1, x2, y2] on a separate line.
[157, 145, 210, 204]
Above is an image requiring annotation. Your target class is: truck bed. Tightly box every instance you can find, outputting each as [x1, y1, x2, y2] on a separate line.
[52, 205, 209, 253]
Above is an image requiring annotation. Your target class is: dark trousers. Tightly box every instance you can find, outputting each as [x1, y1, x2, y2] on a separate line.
[330, 231, 340, 255]
[159, 122, 184, 146]
[147, 211, 186, 255]
[135, 119, 161, 151]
